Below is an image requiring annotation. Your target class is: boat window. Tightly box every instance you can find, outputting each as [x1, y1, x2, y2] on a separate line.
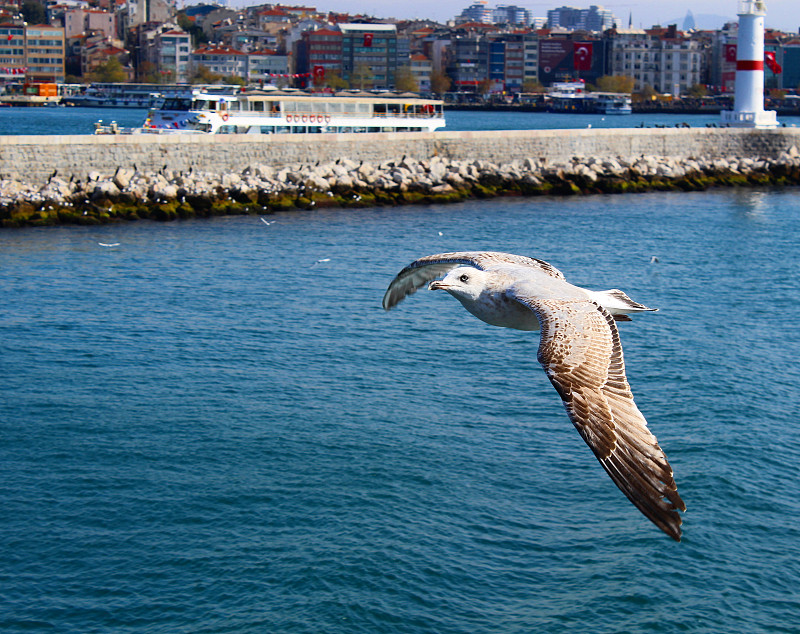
[282, 101, 296, 112]
[252, 101, 264, 112]
[229, 101, 241, 111]
[327, 103, 342, 113]
[357, 103, 370, 114]
[162, 98, 192, 111]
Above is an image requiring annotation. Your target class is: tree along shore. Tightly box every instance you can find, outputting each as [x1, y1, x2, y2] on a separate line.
[3, 149, 800, 228]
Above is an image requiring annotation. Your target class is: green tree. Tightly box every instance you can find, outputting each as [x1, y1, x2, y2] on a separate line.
[350, 64, 374, 90]
[521, 79, 545, 93]
[595, 75, 635, 93]
[190, 64, 223, 85]
[637, 83, 659, 101]
[316, 69, 349, 90]
[394, 65, 419, 92]
[21, 0, 46, 25]
[224, 75, 246, 87]
[687, 83, 708, 98]
[177, 11, 208, 47]
[429, 70, 451, 96]
[88, 56, 127, 83]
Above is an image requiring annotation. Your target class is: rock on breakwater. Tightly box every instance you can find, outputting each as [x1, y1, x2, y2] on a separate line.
[3, 147, 800, 228]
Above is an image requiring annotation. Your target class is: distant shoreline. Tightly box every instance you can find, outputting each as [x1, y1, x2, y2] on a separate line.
[445, 103, 800, 117]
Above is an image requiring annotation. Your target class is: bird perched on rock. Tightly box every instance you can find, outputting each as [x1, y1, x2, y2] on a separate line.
[383, 251, 686, 541]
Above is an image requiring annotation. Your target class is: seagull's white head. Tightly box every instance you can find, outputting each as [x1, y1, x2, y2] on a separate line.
[428, 267, 488, 303]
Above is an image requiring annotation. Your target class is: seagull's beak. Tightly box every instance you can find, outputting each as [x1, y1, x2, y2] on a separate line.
[428, 280, 447, 291]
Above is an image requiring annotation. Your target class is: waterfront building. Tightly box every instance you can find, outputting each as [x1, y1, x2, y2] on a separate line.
[522, 32, 539, 83]
[0, 23, 25, 82]
[447, 34, 489, 91]
[607, 25, 701, 96]
[780, 37, 800, 92]
[190, 45, 248, 78]
[339, 23, 397, 90]
[134, 22, 190, 82]
[408, 53, 432, 92]
[296, 27, 342, 84]
[25, 24, 66, 83]
[487, 33, 524, 92]
[246, 49, 289, 83]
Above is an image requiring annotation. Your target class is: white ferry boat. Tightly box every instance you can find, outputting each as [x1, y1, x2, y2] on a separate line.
[67, 83, 193, 108]
[595, 93, 633, 115]
[545, 81, 631, 115]
[105, 86, 446, 134]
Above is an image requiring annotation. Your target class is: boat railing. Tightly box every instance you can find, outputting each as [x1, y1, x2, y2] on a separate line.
[196, 110, 442, 120]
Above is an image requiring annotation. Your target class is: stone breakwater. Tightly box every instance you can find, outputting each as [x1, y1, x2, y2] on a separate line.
[2, 127, 800, 227]
[3, 145, 800, 227]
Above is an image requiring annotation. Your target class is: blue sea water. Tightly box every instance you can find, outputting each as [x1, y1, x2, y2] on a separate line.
[1, 105, 799, 135]
[2, 188, 800, 632]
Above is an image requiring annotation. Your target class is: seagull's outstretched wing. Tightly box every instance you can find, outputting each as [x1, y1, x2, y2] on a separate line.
[383, 251, 565, 310]
[510, 289, 686, 541]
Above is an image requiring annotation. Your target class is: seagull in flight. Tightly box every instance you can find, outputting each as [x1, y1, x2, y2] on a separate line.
[383, 251, 686, 541]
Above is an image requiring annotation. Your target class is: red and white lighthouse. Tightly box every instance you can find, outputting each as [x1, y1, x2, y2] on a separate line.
[721, 1, 778, 128]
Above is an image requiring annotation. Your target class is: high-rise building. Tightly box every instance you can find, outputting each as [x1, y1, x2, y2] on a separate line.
[547, 5, 614, 32]
[340, 24, 398, 90]
[493, 5, 531, 27]
[458, 3, 493, 24]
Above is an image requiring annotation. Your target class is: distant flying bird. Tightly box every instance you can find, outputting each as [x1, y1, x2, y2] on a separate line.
[98, 242, 120, 247]
[260, 217, 274, 225]
[311, 258, 331, 266]
[383, 251, 686, 541]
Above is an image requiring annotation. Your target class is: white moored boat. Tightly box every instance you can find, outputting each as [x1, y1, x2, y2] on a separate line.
[98, 86, 446, 135]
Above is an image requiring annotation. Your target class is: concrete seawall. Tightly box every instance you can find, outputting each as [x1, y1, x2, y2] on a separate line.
[3, 127, 800, 186]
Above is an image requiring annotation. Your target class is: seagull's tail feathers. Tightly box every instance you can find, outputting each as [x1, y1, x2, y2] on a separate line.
[588, 289, 657, 319]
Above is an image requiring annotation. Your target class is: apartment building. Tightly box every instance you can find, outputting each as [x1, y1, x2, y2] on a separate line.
[608, 27, 701, 95]
[339, 23, 397, 89]
[25, 24, 66, 83]
[408, 53, 432, 92]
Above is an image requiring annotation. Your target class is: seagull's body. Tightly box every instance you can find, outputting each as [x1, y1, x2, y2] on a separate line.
[383, 251, 685, 541]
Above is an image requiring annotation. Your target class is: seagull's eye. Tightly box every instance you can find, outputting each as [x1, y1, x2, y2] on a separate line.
[459, 274, 469, 283]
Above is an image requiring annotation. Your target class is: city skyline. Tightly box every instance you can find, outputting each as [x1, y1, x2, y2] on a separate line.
[224, 1, 800, 32]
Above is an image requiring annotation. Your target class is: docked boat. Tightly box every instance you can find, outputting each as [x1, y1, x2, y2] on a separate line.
[545, 81, 631, 115]
[67, 83, 192, 108]
[595, 93, 632, 115]
[95, 86, 446, 135]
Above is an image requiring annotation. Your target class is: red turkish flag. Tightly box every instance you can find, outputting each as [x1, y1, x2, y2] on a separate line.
[313, 65, 325, 81]
[764, 51, 782, 73]
[363, 33, 373, 47]
[573, 42, 592, 71]
[725, 44, 737, 63]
